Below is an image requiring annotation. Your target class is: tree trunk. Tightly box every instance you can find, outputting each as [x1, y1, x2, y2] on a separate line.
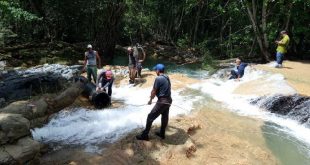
[244, 0, 271, 62]
[95, 1, 125, 64]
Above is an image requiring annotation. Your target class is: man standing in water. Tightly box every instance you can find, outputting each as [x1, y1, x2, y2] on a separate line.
[127, 47, 136, 84]
[229, 58, 248, 80]
[133, 43, 146, 78]
[275, 30, 290, 68]
[136, 64, 172, 141]
[83, 44, 101, 83]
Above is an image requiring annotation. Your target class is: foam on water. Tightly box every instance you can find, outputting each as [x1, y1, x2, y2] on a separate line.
[189, 66, 310, 154]
[32, 84, 197, 147]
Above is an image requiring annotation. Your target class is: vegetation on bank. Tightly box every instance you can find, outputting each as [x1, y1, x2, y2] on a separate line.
[0, 0, 309, 65]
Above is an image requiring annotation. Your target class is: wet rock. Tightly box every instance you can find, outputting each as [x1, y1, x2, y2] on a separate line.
[0, 64, 83, 108]
[252, 94, 310, 127]
[4, 137, 40, 164]
[0, 147, 16, 165]
[0, 113, 30, 144]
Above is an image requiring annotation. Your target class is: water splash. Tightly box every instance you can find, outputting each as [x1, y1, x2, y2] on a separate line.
[32, 84, 198, 149]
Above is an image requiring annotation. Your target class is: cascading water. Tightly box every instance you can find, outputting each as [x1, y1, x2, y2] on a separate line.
[31, 63, 310, 164]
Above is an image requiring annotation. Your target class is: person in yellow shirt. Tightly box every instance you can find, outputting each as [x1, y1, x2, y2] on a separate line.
[275, 31, 290, 68]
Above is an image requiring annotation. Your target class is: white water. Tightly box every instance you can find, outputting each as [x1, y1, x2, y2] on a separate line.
[189, 65, 310, 155]
[32, 63, 310, 159]
[32, 84, 199, 148]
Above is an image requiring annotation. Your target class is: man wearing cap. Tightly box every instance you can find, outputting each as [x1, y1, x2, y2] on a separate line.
[96, 70, 114, 97]
[127, 47, 136, 84]
[275, 31, 290, 68]
[136, 64, 172, 141]
[83, 44, 101, 83]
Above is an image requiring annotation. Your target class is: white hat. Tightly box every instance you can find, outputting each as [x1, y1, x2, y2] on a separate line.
[87, 44, 92, 49]
[127, 46, 132, 51]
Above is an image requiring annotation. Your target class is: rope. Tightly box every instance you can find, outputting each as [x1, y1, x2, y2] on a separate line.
[127, 101, 310, 153]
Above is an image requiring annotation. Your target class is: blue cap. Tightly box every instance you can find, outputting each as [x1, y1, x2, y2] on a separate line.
[153, 64, 165, 71]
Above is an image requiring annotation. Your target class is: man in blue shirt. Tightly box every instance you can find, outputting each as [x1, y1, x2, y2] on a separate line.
[229, 58, 248, 80]
[136, 64, 172, 141]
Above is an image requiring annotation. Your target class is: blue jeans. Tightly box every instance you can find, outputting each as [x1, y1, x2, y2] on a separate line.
[276, 52, 284, 65]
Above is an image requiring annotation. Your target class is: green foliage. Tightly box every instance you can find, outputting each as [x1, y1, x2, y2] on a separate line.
[0, 1, 40, 22]
[0, 0, 309, 60]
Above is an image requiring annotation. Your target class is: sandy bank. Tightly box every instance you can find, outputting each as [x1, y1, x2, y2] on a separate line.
[255, 61, 310, 96]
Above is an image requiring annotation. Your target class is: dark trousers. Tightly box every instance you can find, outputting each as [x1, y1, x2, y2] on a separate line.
[229, 70, 238, 79]
[142, 97, 172, 136]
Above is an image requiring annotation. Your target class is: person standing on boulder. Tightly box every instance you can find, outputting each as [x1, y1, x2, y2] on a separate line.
[275, 30, 290, 68]
[83, 44, 101, 83]
[136, 64, 172, 141]
[96, 70, 114, 97]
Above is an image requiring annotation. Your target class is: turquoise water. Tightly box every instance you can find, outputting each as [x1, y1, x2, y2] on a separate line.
[262, 122, 310, 165]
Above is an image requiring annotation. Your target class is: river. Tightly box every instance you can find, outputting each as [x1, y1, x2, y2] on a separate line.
[31, 60, 310, 164]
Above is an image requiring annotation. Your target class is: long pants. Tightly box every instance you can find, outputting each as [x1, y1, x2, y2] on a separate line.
[142, 97, 172, 136]
[136, 62, 142, 78]
[276, 52, 284, 65]
[229, 70, 238, 79]
[87, 65, 97, 83]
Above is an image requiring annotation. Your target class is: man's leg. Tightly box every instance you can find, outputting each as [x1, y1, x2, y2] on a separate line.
[92, 67, 97, 83]
[130, 67, 136, 83]
[276, 52, 283, 66]
[136, 102, 163, 140]
[86, 66, 92, 82]
[143, 103, 162, 135]
[229, 70, 238, 79]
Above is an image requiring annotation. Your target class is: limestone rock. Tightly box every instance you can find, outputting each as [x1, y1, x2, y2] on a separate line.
[4, 137, 40, 164]
[0, 147, 16, 165]
[0, 113, 30, 144]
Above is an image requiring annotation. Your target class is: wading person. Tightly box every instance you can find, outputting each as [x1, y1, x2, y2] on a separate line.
[96, 70, 114, 97]
[229, 58, 248, 80]
[133, 43, 146, 78]
[275, 30, 290, 68]
[83, 44, 101, 83]
[136, 64, 172, 141]
[127, 47, 136, 84]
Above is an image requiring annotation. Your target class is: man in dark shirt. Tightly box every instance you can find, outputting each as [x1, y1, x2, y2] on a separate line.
[229, 58, 248, 80]
[96, 70, 114, 97]
[136, 64, 172, 141]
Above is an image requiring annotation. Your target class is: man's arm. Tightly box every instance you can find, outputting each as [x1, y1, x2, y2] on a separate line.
[139, 47, 146, 62]
[276, 36, 289, 46]
[148, 88, 157, 105]
[96, 72, 104, 87]
[96, 52, 102, 68]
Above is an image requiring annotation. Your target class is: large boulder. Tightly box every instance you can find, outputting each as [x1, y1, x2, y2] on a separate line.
[3, 137, 40, 164]
[0, 113, 30, 145]
[0, 147, 16, 165]
[0, 100, 48, 121]
[0, 64, 83, 108]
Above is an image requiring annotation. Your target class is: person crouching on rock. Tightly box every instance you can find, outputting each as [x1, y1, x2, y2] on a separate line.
[96, 70, 114, 97]
[229, 58, 248, 81]
[136, 64, 172, 141]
